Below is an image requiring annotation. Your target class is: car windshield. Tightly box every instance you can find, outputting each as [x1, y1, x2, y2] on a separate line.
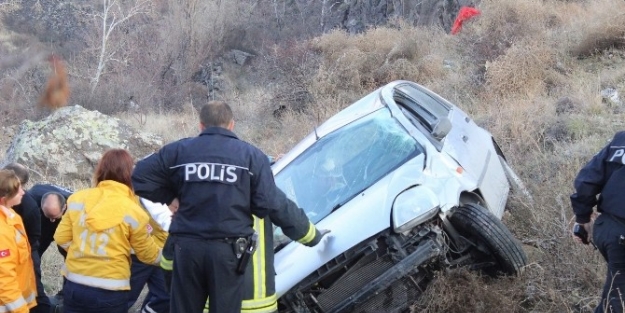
[274, 108, 423, 246]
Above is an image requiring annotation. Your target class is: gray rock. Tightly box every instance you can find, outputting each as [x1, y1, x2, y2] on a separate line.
[1, 105, 163, 182]
[231, 50, 255, 66]
[601, 87, 622, 106]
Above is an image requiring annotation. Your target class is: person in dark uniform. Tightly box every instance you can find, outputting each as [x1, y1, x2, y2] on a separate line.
[28, 184, 73, 258]
[571, 131, 625, 313]
[132, 100, 326, 313]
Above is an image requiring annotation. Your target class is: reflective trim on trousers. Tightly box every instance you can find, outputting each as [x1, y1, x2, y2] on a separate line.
[63, 266, 130, 290]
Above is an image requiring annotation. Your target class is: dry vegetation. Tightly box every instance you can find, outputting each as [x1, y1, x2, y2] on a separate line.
[3, 0, 625, 312]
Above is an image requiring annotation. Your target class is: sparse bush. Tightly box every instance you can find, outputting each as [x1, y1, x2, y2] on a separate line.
[559, 0, 625, 57]
[485, 38, 558, 97]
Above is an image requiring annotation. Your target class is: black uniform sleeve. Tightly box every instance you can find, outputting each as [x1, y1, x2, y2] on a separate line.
[570, 140, 611, 223]
[269, 189, 323, 246]
[249, 151, 281, 219]
[14, 193, 41, 252]
[132, 151, 178, 205]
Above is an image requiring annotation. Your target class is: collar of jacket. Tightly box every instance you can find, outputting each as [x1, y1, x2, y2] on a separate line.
[199, 126, 239, 139]
[0, 205, 19, 227]
[96, 180, 134, 196]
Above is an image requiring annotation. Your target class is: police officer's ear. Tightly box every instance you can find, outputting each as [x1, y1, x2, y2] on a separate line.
[227, 119, 235, 131]
[199, 122, 206, 131]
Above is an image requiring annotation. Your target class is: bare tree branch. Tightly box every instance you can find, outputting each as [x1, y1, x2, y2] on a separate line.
[90, 0, 150, 93]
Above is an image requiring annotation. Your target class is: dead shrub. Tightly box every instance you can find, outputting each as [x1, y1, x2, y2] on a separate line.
[310, 24, 449, 99]
[412, 269, 526, 313]
[460, 0, 558, 63]
[559, 0, 625, 57]
[485, 39, 557, 97]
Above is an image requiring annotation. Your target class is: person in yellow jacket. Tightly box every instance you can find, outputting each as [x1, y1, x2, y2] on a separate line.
[0, 169, 37, 313]
[54, 149, 162, 313]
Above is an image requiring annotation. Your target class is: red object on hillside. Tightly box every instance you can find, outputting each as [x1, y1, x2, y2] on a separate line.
[451, 6, 481, 35]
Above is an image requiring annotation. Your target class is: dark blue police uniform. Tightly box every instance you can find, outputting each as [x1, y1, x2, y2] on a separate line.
[132, 127, 292, 313]
[571, 131, 625, 313]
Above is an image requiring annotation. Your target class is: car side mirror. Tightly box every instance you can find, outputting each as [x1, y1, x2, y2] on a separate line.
[431, 117, 452, 140]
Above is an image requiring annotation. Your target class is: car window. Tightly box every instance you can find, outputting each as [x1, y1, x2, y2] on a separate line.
[393, 84, 451, 134]
[273, 108, 423, 249]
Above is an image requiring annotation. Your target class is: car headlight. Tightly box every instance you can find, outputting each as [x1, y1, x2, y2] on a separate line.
[392, 186, 440, 233]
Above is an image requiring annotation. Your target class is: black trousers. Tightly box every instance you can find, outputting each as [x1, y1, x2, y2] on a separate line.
[170, 237, 244, 313]
[30, 248, 53, 313]
[593, 214, 625, 313]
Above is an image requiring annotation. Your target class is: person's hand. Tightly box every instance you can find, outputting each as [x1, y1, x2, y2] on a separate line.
[168, 198, 179, 214]
[572, 222, 591, 244]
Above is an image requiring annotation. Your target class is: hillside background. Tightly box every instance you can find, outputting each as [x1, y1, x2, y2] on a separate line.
[2, 0, 625, 312]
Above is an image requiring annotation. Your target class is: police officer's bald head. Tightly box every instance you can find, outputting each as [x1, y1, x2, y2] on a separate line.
[200, 100, 234, 130]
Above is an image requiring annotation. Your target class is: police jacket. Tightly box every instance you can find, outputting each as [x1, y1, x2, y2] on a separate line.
[0, 205, 37, 313]
[54, 180, 162, 291]
[571, 131, 625, 223]
[27, 184, 73, 257]
[133, 127, 308, 240]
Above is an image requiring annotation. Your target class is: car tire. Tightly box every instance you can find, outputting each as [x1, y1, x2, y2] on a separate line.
[448, 203, 527, 275]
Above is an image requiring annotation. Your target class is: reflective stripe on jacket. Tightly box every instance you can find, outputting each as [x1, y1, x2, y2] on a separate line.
[54, 180, 162, 290]
[0, 206, 37, 313]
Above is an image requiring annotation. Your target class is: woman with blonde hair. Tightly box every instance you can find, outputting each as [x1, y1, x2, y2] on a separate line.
[0, 169, 37, 313]
[54, 149, 162, 313]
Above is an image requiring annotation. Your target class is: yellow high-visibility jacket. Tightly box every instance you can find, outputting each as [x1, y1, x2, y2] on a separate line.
[54, 180, 162, 291]
[0, 205, 37, 313]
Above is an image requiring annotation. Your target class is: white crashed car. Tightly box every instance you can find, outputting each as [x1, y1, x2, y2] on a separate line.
[271, 80, 528, 313]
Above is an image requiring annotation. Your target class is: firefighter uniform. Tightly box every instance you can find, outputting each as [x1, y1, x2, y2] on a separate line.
[571, 131, 625, 313]
[153, 188, 322, 313]
[0, 205, 37, 313]
[54, 180, 162, 313]
[132, 126, 324, 313]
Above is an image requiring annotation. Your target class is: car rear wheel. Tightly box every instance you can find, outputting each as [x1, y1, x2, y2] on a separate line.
[448, 203, 527, 275]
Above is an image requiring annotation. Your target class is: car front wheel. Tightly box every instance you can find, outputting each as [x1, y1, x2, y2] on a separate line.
[448, 203, 527, 275]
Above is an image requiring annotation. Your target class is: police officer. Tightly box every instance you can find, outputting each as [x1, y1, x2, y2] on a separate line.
[571, 131, 625, 313]
[132, 100, 326, 313]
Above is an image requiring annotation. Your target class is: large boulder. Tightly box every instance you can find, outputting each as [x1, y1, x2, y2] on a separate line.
[0, 105, 163, 182]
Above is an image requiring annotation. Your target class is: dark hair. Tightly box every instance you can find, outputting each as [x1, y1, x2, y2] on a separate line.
[200, 100, 233, 128]
[41, 192, 66, 209]
[3, 163, 29, 185]
[93, 149, 135, 189]
[0, 169, 21, 200]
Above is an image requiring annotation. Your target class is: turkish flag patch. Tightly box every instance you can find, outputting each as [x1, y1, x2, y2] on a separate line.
[0, 249, 10, 258]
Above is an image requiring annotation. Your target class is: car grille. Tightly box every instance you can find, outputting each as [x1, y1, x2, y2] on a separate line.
[317, 255, 395, 311]
[351, 274, 427, 313]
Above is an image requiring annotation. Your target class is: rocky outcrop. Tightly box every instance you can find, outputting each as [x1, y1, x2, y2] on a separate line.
[0, 105, 163, 182]
[320, 0, 475, 34]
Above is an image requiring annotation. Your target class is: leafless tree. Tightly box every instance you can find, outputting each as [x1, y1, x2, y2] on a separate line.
[88, 0, 151, 94]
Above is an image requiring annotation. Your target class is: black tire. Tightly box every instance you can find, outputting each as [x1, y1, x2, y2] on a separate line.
[448, 203, 527, 275]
